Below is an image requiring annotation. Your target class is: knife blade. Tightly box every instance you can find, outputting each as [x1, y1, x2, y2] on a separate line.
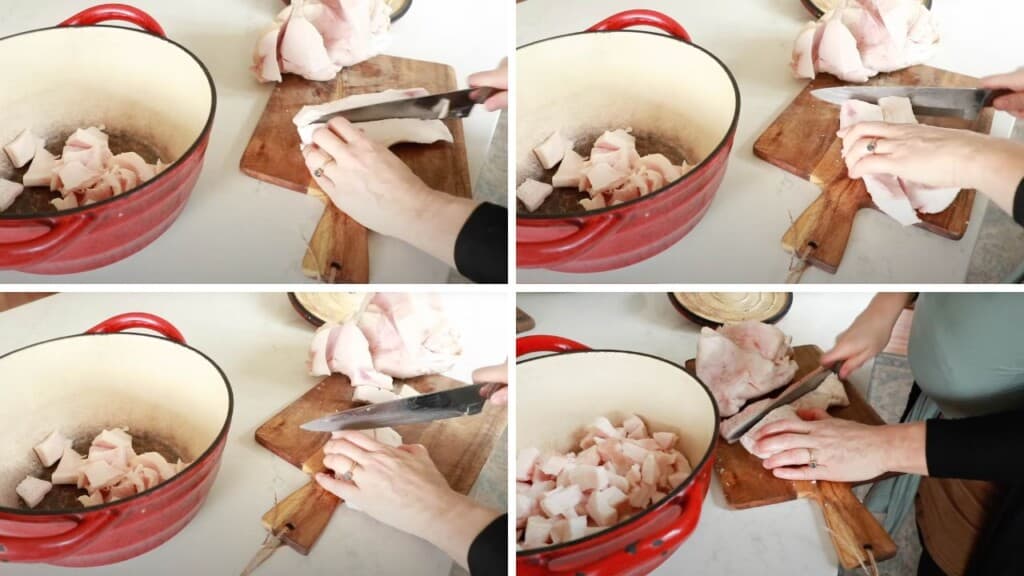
[722, 366, 837, 443]
[299, 382, 503, 432]
[810, 86, 1010, 120]
[308, 87, 495, 125]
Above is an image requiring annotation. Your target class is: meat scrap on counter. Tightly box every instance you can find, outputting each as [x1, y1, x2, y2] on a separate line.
[518, 128, 691, 212]
[1, 126, 165, 213]
[696, 321, 799, 417]
[308, 294, 462, 404]
[253, 0, 392, 83]
[15, 428, 190, 509]
[516, 414, 692, 549]
[792, 0, 940, 83]
[719, 372, 850, 458]
[839, 96, 961, 225]
[292, 88, 454, 150]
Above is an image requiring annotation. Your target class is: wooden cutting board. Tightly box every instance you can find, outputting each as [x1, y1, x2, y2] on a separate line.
[240, 55, 472, 283]
[754, 65, 995, 274]
[255, 373, 506, 554]
[686, 345, 895, 569]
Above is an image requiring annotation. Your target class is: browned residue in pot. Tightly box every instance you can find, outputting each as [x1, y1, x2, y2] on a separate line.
[518, 127, 694, 216]
[1, 128, 164, 217]
[30, 428, 187, 512]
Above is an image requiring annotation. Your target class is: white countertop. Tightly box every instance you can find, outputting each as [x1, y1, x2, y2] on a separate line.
[0, 0, 508, 284]
[516, 292, 877, 575]
[0, 292, 509, 576]
[516, 0, 1021, 284]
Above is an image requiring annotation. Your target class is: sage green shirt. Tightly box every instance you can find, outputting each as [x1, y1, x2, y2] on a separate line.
[908, 293, 1024, 418]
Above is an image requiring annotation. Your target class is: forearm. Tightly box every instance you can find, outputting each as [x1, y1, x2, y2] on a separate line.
[864, 292, 913, 329]
[426, 492, 502, 571]
[878, 422, 929, 476]
[397, 191, 477, 269]
[972, 138, 1024, 216]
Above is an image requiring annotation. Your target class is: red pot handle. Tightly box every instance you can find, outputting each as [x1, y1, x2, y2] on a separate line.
[59, 4, 167, 37]
[0, 215, 92, 270]
[588, 9, 692, 42]
[0, 510, 116, 562]
[517, 214, 622, 268]
[86, 313, 186, 344]
[548, 465, 713, 574]
[516, 335, 589, 357]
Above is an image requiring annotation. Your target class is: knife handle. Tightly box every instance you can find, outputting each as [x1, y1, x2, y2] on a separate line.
[982, 88, 1014, 108]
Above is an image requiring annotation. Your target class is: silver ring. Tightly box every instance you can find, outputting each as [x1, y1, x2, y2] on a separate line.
[808, 448, 817, 469]
[341, 470, 354, 482]
[314, 159, 336, 179]
[866, 139, 878, 153]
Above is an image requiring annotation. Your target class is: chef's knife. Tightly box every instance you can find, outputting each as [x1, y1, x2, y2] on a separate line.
[810, 86, 1011, 120]
[722, 365, 837, 443]
[299, 382, 503, 432]
[308, 87, 496, 125]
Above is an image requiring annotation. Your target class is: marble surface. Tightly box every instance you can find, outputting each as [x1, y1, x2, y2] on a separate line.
[0, 292, 508, 576]
[516, 0, 1021, 284]
[0, 0, 507, 283]
[516, 292, 880, 575]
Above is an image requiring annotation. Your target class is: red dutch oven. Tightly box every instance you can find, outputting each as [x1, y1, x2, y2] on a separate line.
[516, 10, 741, 273]
[516, 335, 719, 576]
[0, 313, 233, 566]
[0, 4, 216, 274]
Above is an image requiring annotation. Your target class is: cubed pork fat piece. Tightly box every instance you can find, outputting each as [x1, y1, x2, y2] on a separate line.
[34, 430, 73, 468]
[550, 516, 587, 544]
[16, 476, 52, 509]
[523, 515, 556, 547]
[22, 148, 59, 188]
[4, 129, 44, 168]
[533, 131, 570, 170]
[517, 447, 541, 482]
[551, 149, 586, 189]
[51, 448, 85, 485]
[0, 178, 25, 212]
[517, 179, 553, 212]
[540, 485, 583, 517]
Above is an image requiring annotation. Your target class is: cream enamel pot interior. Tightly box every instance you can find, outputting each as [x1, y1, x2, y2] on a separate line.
[0, 4, 216, 274]
[0, 313, 232, 567]
[516, 10, 740, 273]
[517, 335, 718, 575]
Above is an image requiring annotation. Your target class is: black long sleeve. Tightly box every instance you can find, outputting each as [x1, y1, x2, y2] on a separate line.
[927, 412, 1024, 482]
[454, 203, 507, 284]
[467, 514, 507, 576]
[1015, 177, 1024, 227]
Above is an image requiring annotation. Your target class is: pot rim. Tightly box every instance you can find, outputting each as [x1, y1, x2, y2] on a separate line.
[515, 29, 741, 222]
[0, 24, 218, 222]
[515, 348, 720, 556]
[0, 331, 234, 517]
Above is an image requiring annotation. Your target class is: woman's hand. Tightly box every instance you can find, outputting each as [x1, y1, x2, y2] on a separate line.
[316, 431, 500, 570]
[981, 69, 1024, 119]
[473, 361, 508, 406]
[302, 118, 477, 267]
[838, 122, 1024, 215]
[752, 409, 927, 482]
[820, 293, 909, 379]
[468, 58, 508, 111]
